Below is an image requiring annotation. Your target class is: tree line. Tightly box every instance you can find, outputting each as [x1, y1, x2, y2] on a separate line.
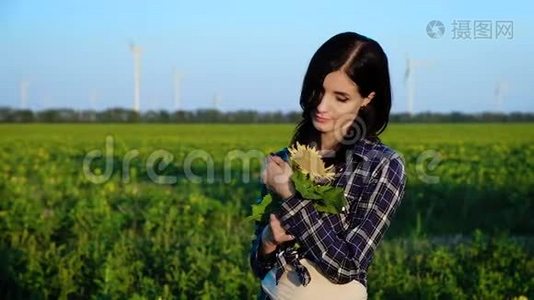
[0, 107, 533, 123]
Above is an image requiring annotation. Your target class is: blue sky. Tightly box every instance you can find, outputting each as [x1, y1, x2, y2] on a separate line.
[1, 0, 533, 113]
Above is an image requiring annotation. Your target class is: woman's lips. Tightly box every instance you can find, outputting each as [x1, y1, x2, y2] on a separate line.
[314, 114, 330, 122]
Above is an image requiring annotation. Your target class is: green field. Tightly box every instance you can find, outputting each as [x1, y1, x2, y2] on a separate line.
[0, 123, 533, 299]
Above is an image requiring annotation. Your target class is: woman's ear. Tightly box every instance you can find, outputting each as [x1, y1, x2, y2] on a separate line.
[362, 91, 376, 107]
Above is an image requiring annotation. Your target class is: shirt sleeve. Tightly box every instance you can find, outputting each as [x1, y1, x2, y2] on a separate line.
[249, 183, 278, 280]
[249, 147, 293, 280]
[249, 223, 278, 280]
[276, 155, 407, 284]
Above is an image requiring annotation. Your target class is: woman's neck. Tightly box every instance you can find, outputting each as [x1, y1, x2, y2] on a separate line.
[319, 133, 340, 157]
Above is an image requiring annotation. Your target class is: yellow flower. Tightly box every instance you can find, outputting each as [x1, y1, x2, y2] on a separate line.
[288, 142, 336, 183]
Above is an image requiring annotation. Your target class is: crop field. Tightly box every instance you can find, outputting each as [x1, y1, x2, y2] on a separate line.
[0, 123, 532, 299]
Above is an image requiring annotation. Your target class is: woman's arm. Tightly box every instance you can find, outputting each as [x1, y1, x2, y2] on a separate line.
[250, 147, 296, 279]
[276, 154, 407, 284]
[249, 180, 278, 279]
[250, 179, 299, 280]
[249, 222, 279, 279]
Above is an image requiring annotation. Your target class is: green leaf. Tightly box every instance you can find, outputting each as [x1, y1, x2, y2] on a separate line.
[321, 186, 347, 211]
[291, 172, 322, 200]
[245, 193, 283, 224]
[314, 201, 339, 214]
[293, 171, 348, 215]
[245, 194, 273, 223]
[246, 170, 348, 224]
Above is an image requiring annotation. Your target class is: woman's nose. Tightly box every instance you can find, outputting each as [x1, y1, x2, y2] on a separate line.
[316, 95, 330, 113]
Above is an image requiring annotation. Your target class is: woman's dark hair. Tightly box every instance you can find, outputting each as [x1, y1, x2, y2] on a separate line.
[289, 32, 392, 159]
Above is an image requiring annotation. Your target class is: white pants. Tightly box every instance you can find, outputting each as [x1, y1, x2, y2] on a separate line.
[261, 258, 367, 300]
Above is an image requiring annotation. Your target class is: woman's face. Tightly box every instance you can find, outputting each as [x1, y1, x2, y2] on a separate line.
[311, 70, 375, 137]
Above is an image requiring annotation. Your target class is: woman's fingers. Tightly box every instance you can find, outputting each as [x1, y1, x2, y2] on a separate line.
[262, 158, 278, 180]
[270, 156, 292, 177]
[270, 155, 283, 165]
[269, 214, 295, 243]
[262, 158, 285, 190]
[272, 156, 290, 170]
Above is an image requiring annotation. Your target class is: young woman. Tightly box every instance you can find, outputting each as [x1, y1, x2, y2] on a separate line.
[249, 32, 407, 300]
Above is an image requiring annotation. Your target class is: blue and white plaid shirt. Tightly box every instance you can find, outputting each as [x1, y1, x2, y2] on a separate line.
[249, 136, 407, 299]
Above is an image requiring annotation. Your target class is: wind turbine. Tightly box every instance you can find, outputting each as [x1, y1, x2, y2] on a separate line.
[173, 68, 183, 111]
[212, 92, 222, 111]
[19, 80, 29, 109]
[41, 86, 53, 111]
[494, 80, 508, 113]
[130, 43, 142, 113]
[403, 54, 433, 116]
[89, 89, 99, 110]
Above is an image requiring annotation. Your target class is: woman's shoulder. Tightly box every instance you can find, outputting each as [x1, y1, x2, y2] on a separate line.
[372, 143, 406, 181]
[361, 137, 403, 163]
[355, 137, 406, 178]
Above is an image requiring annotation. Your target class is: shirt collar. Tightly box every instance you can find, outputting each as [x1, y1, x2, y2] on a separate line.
[350, 136, 381, 160]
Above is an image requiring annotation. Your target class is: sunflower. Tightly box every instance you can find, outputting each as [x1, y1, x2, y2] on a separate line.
[288, 142, 336, 183]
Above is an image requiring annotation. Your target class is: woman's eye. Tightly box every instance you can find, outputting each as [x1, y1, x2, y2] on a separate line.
[337, 97, 349, 102]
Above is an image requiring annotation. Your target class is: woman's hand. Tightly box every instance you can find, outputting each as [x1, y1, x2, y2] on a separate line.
[261, 155, 296, 200]
[260, 213, 296, 255]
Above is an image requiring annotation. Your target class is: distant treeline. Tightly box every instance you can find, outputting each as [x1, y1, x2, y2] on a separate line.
[1, 107, 533, 123]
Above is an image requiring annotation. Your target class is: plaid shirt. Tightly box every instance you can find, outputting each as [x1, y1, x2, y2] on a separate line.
[249, 136, 407, 299]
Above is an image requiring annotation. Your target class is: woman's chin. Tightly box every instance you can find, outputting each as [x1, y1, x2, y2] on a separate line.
[312, 121, 333, 132]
